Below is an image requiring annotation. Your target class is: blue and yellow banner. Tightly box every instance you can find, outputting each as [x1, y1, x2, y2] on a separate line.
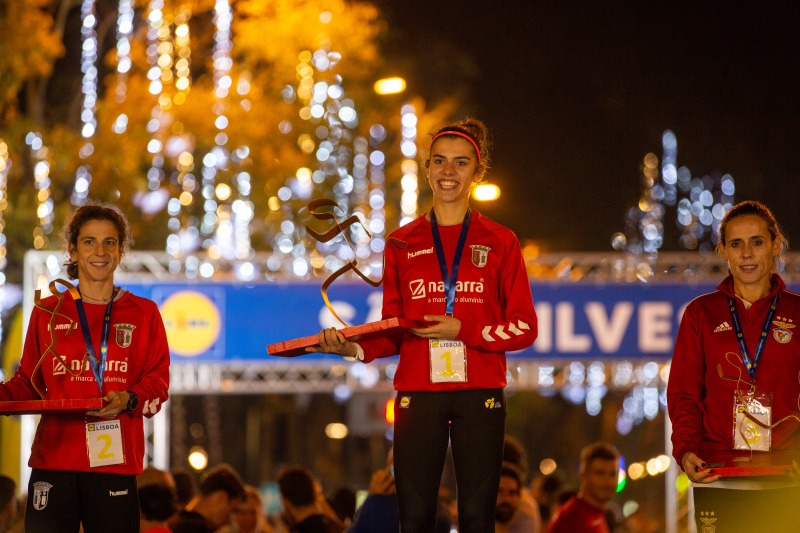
[118, 281, 741, 362]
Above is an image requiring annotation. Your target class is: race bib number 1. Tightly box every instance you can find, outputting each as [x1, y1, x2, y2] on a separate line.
[86, 420, 124, 467]
[429, 339, 467, 383]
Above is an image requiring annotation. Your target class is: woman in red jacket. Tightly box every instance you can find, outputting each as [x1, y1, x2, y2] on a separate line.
[312, 118, 537, 532]
[668, 200, 800, 479]
[0, 204, 170, 533]
[667, 201, 800, 530]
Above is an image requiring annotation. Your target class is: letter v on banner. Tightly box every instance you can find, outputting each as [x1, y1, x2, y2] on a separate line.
[585, 302, 634, 353]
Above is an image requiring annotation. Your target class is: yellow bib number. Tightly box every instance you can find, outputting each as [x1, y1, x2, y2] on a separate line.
[429, 339, 467, 383]
[86, 420, 124, 467]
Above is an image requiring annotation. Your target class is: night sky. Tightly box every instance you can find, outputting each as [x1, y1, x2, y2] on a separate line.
[376, 1, 800, 251]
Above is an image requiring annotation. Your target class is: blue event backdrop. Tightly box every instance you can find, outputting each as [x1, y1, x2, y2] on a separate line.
[118, 280, 795, 363]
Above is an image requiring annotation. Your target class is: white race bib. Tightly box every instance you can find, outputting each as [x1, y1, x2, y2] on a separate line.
[86, 419, 125, 467]
[429, 339, 467, 383]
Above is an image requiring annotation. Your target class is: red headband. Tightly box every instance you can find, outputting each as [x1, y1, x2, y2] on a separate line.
[429, 130, 482, 165]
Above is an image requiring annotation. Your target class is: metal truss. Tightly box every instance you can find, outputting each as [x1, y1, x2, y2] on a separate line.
[165, 359, 666, 395]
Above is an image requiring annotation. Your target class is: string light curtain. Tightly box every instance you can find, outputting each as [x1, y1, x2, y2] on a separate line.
[27, 133, 54, 250]
[112, 0, 135, 135]
[399, 104, 418, 226]
[71, 0, 98, 206]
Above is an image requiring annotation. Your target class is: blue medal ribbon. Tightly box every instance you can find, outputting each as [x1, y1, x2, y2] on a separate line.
[430, 209, 472, 316]
[727, 293, 779, 381]
[75, 287, 117, 396]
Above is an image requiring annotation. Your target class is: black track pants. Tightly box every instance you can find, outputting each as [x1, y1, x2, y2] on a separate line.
[393, 388, 506, 533]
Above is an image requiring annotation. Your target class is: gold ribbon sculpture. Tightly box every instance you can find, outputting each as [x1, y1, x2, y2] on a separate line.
[29, 278, 99, 398]
[305, 198, 406, 328]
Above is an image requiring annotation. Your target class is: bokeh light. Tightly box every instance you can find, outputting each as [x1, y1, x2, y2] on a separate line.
[373, 77, 406, 95]
[539, 458, 557, 475]
[473, 183, 500, 201]
[325, 423, 348, 439]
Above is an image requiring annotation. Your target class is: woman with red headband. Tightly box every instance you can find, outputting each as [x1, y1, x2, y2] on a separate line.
[312, 118, 537, 532]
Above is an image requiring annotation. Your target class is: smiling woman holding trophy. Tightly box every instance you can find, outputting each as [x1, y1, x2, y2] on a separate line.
[0, 204, 170, 533]
[310, 118, 538, 532]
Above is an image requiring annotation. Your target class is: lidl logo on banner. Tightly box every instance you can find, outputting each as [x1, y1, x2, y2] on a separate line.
[161, 291, 222, 357]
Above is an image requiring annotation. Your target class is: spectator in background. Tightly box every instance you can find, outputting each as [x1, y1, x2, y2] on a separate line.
[138, 483, 177, 533]
[171, 469, 196, 509]
[548, 443, 620, 533]
[530, 474, 562, 531]
[9, 494, 26, 533]
[171, 463, 245, 533]
[502, 435, 541, 532]
[277, 466, 342, 533]
[495, 462, 536, 533]
[348, 449, 451, 533]
[138, 466, 175, 490]
[137, 467, 177, 533]
[0, 475, 18, 532]
[233, 485, 273, 533]
[349, 452, 398, 533]
[327, 486, 356, 529]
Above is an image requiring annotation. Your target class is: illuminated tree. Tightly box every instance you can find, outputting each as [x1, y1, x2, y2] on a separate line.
[0, 0, 460, 282]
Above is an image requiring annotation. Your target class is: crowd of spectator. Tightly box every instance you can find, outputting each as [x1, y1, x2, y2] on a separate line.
[0, 435, 665, 533]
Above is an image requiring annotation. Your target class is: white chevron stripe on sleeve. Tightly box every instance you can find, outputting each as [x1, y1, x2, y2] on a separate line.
[482, 326, 493, 342]
[143, 398, 161, 415]
[508, 323, 523, 336]
[494, 325, 510, 340]
[517, 320, 530, 330]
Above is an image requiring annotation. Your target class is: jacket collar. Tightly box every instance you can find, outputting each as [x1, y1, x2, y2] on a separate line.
[717, 273, 785, 301]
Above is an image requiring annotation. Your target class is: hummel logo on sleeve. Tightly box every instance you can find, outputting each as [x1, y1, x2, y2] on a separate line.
[714, 321, 732, 333]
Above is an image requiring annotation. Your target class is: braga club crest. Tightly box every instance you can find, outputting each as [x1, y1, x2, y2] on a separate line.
[32, 481, 53, 510]
[115, 324, 136, 348]
[470, 245, 491, 268]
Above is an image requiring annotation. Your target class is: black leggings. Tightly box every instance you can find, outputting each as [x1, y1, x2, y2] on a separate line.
[393, 388, 506, 533]
[25, 469, 139, 533]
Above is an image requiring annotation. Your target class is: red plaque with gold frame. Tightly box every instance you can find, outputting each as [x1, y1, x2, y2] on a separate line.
[699, 450, 800, 477]
[268, 317, 419, 357]
[0, 398, 105, 416]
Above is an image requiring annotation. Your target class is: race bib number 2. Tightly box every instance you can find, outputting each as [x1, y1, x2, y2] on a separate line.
[429, 339, 467, 384]
[86, 420, 124, 468]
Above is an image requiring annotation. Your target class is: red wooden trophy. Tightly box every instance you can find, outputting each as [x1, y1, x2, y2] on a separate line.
[0, 279, 105, 415]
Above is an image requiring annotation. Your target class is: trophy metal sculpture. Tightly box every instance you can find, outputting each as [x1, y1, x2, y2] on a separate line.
[267, 198, 417, 357]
